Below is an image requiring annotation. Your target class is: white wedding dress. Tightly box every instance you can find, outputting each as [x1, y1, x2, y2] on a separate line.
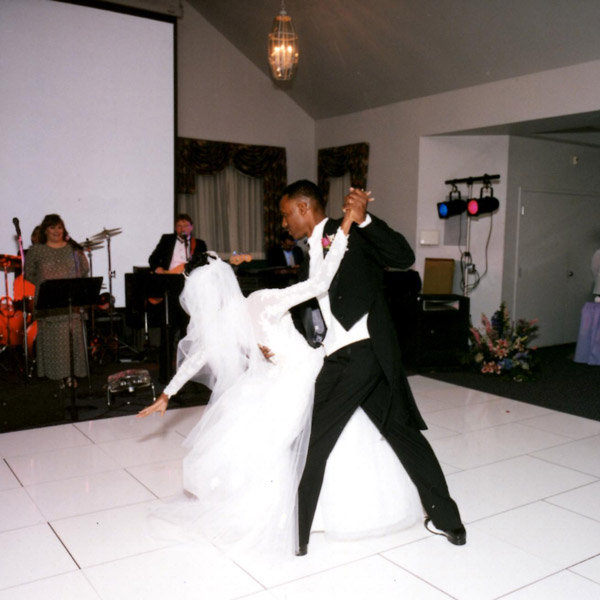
[156, 230, 421, 557]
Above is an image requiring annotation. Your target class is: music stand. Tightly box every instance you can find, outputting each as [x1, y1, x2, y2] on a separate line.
[36, 277, 102, 420]
[139, 273, 185, 382]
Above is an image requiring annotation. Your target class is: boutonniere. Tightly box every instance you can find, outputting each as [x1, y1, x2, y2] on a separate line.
[321, 234, 335, 251]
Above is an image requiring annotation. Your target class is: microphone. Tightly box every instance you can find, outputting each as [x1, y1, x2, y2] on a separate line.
[13, 217, 21, 237]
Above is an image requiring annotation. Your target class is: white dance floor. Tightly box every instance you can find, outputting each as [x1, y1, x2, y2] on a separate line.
[1, 375, 600, 600]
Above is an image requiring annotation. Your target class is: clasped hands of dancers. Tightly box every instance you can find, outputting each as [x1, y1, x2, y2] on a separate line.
[139, 181, 466, 556]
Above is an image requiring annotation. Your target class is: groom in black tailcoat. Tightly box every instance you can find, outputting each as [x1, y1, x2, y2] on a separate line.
[280, 180, 466, 555]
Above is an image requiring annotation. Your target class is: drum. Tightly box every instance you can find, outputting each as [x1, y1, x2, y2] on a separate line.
[13, 296, 34, 314]
[0, 311, 24, 346]
[0, 296, 14, 317]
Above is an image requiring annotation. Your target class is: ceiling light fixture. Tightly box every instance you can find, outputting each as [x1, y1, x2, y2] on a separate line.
[267, 1, 299, 81]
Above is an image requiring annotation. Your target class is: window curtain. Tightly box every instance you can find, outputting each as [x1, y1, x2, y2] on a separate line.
[178, 166, 264, 256]
[318, 142, 369, 208]
[176, 137, 287, 253]
[325, 172, 352, 219]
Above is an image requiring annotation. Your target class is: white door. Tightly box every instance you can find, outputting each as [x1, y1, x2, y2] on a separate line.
[515, 189, 600, 347]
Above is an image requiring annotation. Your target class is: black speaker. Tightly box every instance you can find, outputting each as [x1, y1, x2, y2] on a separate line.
[385, 275, 470, 368]
[412, 294, 470, 367]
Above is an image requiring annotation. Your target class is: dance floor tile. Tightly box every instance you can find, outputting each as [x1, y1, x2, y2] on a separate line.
[267, 555, 451, 600]
[127, 459, 183, 498]
[421, 422, 460, 441]
[415, 386, 496, 414]
[0, 459, 19, 490]
[0, 487, 46, 532]
[6, 444, 121, 486]
[546, 480, 600, 521]
[501, 571, 600, 600]
[383, 528, 557, 600]
[234, 523, 429, 588]
[438, 461, 461, 476]
[97, 430, 187, 468]
[51, 500, 170, 568]
[447, 455, 596, 522]
[83, 543, 263, 600]
[430, 422, 571, 470]
[0, 571, 101, 600]
[425, 398, 552, 433]
[0, 423, 91, 459]
[25, 469, 155, 521]
[0, 523, 77, 591]
[519, 412, 600, 439]
[408, 375, 461, 394]
[75, 413, 173, 443]
[531, 435, 600, 477]
[1, 380, 598, 600]
[570, 554, 600, 585]
[163, 405, 205, 437]
[473, 501, 600, 567]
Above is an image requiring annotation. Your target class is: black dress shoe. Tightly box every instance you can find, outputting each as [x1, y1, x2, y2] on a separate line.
[424, 518, 467, 546]
[295, 544, 308, 556]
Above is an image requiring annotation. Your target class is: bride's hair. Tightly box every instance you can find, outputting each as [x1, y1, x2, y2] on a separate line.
[184, 251, 211, 274]
[177, 254, 259, 398]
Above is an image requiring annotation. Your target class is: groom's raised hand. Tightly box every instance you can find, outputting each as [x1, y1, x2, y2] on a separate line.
[343, 188, 373, 226]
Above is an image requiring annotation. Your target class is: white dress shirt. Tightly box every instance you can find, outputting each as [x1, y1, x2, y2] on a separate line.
[283, 249, 295, 267]
[169, 236, 189, 271]
[307, 216, 371, 355]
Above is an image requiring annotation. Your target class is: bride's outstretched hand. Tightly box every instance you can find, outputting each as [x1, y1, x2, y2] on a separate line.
[341, 188, 373, 233]
[137, 393, 169, 417]
[258, 344, 274, 361]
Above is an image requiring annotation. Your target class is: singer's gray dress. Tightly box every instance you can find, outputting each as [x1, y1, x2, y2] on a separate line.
[26, 244, 89, 380]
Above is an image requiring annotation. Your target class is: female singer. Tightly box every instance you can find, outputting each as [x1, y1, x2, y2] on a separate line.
[26, 214, 89, 387]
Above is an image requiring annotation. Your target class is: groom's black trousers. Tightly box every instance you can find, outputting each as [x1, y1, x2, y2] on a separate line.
[297, 339, 462, 547]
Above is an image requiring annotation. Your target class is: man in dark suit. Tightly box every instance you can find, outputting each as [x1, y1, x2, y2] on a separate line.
[280, 180, 465, 555]
[267, 232, 305, 269]
[148, 214, 207, 382]
[149, 213, 207, 274]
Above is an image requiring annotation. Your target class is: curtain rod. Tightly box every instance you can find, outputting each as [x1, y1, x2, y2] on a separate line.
[444, 173, 500, 185]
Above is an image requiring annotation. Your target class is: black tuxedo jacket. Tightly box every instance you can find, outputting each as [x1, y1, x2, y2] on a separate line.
[267, 245, 304, 268]
[294, 214, 427, 430]
[148, 233, 207, 272]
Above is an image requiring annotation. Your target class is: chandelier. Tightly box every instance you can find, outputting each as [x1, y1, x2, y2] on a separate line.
[267, 1, 299, 81]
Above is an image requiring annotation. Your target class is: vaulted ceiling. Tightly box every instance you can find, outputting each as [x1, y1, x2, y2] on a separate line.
[188, 0, 600, 144]
[188, 0, 600, 119]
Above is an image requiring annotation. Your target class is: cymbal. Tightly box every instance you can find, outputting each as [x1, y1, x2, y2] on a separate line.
[89, 227, 122, 240]
[0, 254, 21, 270]
[82, 238, 104, 251]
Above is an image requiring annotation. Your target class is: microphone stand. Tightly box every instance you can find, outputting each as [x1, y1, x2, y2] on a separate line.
[14, 223, 29, 378]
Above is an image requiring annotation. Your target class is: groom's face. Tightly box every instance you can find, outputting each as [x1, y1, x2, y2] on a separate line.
[280, 195, 312, 240]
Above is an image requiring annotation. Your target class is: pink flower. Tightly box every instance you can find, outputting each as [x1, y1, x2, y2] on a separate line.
[321, 234, 335, 249]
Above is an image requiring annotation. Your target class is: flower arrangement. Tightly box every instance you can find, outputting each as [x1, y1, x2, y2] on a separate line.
[469, 302, 539, 380]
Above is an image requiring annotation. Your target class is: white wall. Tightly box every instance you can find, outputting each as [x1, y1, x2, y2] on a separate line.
[416, 136, 509, 321]
[177, 1, 315, 183]
[503, 136, 600, 312]
[315, 60, 600, 315]
[0, 0, 174, 307]
[315, 60, 600, 242]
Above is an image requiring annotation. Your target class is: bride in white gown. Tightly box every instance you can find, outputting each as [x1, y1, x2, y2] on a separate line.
[138, 210, 421, 557]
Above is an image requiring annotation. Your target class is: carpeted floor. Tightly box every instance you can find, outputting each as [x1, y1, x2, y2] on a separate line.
[2, 343, 598, 433]
[414, 343, 600, 422]
[0, 349, 209, 433]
